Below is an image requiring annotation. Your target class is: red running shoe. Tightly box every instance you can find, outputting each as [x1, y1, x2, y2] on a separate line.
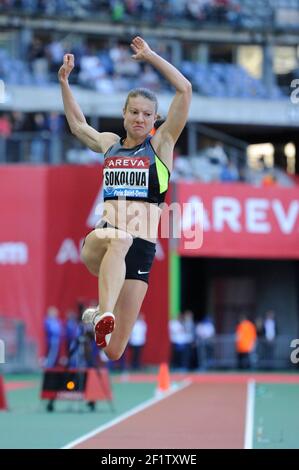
[94, 312, 115, 348]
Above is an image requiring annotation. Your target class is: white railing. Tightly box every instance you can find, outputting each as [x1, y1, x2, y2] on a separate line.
[0, 317, 38, 372]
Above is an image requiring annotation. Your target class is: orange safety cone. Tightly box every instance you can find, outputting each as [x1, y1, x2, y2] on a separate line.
[156, 362, 170, 395]
[0, 375, 8, 410]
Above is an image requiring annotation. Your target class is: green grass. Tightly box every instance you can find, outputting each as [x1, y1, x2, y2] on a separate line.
[253, 383, 299, 449]
[0, 375, 156, 449]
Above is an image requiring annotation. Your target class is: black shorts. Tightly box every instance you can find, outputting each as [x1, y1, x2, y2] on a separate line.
[92, 221, 156, 284]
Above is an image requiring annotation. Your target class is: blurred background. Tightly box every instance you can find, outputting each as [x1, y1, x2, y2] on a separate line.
[0, 0, 299, 375]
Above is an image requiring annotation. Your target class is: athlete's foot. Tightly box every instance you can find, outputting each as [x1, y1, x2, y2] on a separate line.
[93, 312, 115, 348]
[82, 307, 115, 348]
[82, 306, 98, 324]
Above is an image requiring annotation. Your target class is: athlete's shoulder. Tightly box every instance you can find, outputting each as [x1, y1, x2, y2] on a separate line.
[104, 138, 122, 157]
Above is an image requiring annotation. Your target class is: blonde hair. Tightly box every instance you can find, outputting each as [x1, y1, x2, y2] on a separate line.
[124, 88, 158, 113]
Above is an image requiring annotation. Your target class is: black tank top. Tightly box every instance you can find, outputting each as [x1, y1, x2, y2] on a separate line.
[103, 136, 170, 205]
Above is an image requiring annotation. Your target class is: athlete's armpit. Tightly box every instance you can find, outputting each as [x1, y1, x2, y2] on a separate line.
[73, 123, 119, 153]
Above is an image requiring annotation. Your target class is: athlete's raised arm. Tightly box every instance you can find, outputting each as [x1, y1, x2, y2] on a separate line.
[130, 36, 192, 170]
[58, 53, 119, 153]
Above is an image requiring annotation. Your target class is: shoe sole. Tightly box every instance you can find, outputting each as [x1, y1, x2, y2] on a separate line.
[94, 314, 115, 348]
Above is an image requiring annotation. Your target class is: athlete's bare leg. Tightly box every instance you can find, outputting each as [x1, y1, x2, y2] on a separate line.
[104, 279, 148, 360]
[81, 229, 109, 276]
[97, 231, 133, 313]
[81, 229, 147, 355]
[81, 227, 133, 314]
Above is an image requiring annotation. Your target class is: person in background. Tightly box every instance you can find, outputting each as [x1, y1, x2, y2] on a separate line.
[65, 309, 80, 367]
[235, 314, 257, 370]
[169, 313, 192, 371]
[128, 312, 147, 370]
[254, 315, 265, 366]
[196, 315, 215, 370]
[263, 309, 277, 368]
[44, 306, 63, 368]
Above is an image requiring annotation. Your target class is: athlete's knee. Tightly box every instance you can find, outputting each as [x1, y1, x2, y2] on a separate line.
[104, 343, 125, 361]
[109, 232, 133, 255]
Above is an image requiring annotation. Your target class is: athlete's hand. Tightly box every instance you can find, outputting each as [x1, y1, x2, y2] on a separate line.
[130, 36, 153, 61]
[58, 54, 74, 83]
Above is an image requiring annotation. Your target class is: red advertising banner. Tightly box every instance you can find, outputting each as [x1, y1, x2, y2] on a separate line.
[176, 182, 299, 258]
[0, 166, 169, 364]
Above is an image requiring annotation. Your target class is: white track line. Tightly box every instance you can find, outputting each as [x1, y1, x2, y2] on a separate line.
[62, 380, 192, 449]
[244, 379, 255, 449]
